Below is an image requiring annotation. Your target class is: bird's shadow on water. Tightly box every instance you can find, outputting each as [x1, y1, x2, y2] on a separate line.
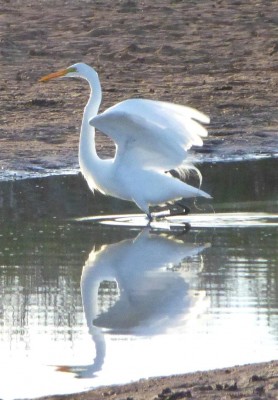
[55, 227, 210, 379]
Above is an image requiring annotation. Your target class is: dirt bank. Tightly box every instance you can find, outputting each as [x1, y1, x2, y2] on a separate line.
[0, 0, 277, 174]
[38, 361, 278, 400]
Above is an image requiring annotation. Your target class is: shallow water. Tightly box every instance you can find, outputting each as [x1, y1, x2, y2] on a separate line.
[0, 158, 277, 399]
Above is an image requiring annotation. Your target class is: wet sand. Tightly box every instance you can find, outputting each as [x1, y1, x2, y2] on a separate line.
[1, 0, 277, 174]
[1, 1, 278, 398]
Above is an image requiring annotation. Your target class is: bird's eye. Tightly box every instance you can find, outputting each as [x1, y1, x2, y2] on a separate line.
[67, 67, 77, 73]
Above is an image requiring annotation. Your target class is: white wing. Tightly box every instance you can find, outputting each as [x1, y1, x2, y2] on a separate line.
[90, 99, 209, 171]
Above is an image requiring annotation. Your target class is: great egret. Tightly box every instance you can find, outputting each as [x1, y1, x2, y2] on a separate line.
[39, 63, 211, 219]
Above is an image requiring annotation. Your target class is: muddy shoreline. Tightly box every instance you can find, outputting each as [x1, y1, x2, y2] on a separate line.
[1, 0, 278, 175]
[1, 0, 278, 398]
[38, 361, 278, 400]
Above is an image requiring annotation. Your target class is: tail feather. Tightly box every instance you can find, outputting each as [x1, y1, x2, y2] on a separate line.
[196, 187, 212, 199]
[173, 163, 211, 199]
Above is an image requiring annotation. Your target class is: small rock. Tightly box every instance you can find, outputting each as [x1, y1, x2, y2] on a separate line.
[158, 387, 172, 398]
[214, 85, 233, 91]
[29, 99, 60, 107]
[156, 389, 192, 400]
[272, 382, 278, 389]
[270, 42, 278, 55]
[250, 374, 265, 382]
[16, 72, 22, 81]
[102, 390, 116, 396]
[224, 381, 238, 391]
[168, 391, 192, 399]
[199, 385, 213, 391]
[253, 385, 265, 395]
[215, 383, 223, 390]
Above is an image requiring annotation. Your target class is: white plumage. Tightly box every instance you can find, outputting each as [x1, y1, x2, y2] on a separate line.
[39, 62, 211, 219]
[91, 98, 209, 170]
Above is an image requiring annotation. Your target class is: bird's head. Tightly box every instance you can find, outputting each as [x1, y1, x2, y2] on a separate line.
[39, 62, 95, 82]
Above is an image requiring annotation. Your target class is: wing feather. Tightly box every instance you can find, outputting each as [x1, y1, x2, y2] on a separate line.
[90, 99, 209, 171]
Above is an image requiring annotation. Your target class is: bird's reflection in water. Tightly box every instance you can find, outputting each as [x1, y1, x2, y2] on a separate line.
[57, 228, 210, 379]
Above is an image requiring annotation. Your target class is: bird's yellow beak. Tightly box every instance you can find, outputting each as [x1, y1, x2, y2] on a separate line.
[39, 67, 77, 83]
[39, 68, 68, 82]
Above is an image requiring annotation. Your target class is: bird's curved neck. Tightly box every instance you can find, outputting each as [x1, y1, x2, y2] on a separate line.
[79, 68, 102, 178]
[83, 71, 102, 121]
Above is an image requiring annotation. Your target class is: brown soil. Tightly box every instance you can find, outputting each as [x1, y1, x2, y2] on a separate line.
[0, 0, 277, 174]
[1, 1, 278, 398]
[38, 361, 278, 400]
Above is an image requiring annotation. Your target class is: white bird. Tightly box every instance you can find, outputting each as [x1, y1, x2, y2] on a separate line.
[39, 62, 211, 220]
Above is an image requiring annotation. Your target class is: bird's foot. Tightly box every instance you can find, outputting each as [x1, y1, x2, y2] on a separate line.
[148, 204, 190, 221]
[149, 209, 171, 220]
[147, 203, 190, 224]
[148, 208, 175, 223]
[147, 212, 191, 233]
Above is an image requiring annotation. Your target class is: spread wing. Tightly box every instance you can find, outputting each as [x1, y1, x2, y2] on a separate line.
[90, 98, 209, 171]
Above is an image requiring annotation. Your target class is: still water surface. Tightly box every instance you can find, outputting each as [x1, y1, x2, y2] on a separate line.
[0, 158, 277, 399]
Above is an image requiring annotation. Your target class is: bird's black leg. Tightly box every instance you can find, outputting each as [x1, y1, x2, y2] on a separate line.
[147, 213, 153, 223]
[175, 202, 191, 215]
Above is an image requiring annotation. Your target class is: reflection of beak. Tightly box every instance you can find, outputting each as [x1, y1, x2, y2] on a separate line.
[55, 365, 72, 373]
[39, 68, 68, 82]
